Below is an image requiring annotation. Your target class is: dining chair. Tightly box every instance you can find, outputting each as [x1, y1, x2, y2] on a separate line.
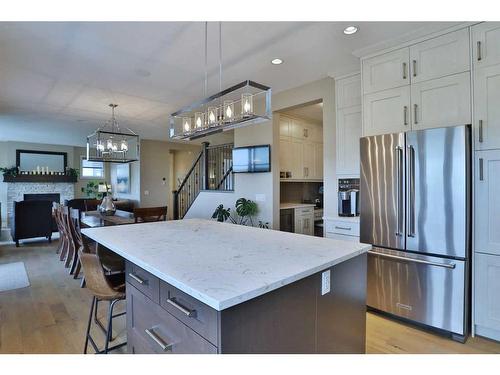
[53, 203, 68, 256]
[85, 199, 101, 212]
[133, 206, 168, 223]
[78, 245, 127, 354]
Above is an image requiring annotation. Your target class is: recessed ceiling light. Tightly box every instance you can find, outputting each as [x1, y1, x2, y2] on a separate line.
[343, 26, 358, 35]
[271, 58, 283, 65]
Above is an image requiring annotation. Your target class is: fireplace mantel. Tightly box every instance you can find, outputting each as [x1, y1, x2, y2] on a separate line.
[3, 175, 77, 183]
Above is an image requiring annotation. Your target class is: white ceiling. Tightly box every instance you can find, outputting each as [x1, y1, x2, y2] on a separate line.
[0, 21, 460, 146]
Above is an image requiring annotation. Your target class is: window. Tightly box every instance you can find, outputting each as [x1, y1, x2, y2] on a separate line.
[81, 156, 104, 178]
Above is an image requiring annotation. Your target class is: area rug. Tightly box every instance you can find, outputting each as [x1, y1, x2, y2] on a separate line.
[0, 261, 30, 292]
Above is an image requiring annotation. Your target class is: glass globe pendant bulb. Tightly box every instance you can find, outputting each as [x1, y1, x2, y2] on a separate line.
[111, 142, 118, 152]
[106, 139, 114, 151]
[195, 112, 204, 129]
[226, 106, 232, 118]
[120, 139, 128, 152]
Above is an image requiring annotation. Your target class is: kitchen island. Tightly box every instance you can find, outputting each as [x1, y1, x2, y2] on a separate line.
[82, 219, 370, 354]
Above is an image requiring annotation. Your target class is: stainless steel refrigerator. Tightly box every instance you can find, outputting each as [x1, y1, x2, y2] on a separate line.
[360, 125, 471, 342]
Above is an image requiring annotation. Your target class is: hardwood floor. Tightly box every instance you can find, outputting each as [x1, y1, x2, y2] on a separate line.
[0, 239, 126, 354]
[1, 239, 500, 354]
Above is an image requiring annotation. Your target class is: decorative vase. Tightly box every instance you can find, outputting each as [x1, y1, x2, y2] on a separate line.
[99, 195, 116, 216]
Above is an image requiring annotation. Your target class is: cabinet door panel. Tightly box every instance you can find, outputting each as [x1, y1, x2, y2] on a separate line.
[291, 140, 303, 179]
[303, 142, 315, 179]
[409, 28, 470, 83]
[475, 150, 500, 256]
[472, 22, 500, 68]
[363, 86, 411, 136]
[336, 74, 361, 109]
[337, 105, 361, 175]
[362, 48, 409, 94]
[279, 139, 292, 174]
[279, 117, 291, 139]
[314, 142, 323, 179]
[291, 119, 305, 139]
[474, 64, 500, 150]
[475, 253, 500, 335]
[411, 72, 471, 130]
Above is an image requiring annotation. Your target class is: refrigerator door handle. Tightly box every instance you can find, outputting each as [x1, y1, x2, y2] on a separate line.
[407, 144, 416, 237]
[395, 146, 404, 236]
[368, 250, 456, 269]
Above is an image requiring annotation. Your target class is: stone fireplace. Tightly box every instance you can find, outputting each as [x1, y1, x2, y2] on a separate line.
[6, 182, 74, 225]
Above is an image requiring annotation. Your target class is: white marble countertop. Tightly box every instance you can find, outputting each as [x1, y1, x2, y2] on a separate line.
[82, 219, 370, 311]
[280, 202, 317, 210]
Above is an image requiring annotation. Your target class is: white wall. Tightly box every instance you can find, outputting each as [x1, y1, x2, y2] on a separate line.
[184, 191, 235, 220]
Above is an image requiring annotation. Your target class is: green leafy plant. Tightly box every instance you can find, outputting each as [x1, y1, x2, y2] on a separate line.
[258, 221, 270, 229]
[0, 166, 18, 177]
[235, 198, 258, 226]
[211, 204, 231, 222]
[211, 198, 261, 227]
[67, 168, 79, 178]
[81, 180, 108, 199]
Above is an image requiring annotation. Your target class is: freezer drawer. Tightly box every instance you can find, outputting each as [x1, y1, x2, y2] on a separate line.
[367, 248, 466, 335]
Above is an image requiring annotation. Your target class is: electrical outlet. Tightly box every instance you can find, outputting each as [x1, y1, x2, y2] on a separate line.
[321, 270, 331, 295]
[255, 194, 265, 202]
[144, 190, 149, 196]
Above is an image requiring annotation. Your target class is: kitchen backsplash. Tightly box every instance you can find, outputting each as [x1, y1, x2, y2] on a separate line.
[280, 182, 323, 204]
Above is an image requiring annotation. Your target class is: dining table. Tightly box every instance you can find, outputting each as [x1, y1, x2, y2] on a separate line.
[80, 209, 136, 228]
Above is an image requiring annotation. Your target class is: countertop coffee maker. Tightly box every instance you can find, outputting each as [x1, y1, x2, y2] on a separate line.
[338, 178, 359, 217]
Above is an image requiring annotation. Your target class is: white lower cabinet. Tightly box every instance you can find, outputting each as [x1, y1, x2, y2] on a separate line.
[294, 207, 314, 236]
[326, 233, 360, 242]
[363, 85, 411, 136]
[475, 253, 500, 341]
[474, 63, 500, 150]
[325, 218, 360, 238]
[411, 72, 471, 130]
[475, 150, 500, 256]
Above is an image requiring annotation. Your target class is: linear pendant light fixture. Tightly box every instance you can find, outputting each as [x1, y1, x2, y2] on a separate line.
[169, 22, 272, 141]
[86, 104, 140, 163]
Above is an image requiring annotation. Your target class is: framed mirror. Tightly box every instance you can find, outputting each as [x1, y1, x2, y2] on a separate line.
[16, 150, 67, 173]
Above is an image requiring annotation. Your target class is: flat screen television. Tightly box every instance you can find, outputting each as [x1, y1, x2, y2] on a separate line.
[232, 145, 271, 173]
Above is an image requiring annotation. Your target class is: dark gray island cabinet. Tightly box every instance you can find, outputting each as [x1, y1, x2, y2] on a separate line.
[82, 219, 369, 354]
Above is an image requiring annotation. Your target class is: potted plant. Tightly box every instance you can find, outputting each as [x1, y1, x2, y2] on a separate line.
[211, 198, 261, 227]
[0, 166, 19, 178]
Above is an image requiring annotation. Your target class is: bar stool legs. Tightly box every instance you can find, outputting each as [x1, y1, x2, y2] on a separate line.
[84, 296, 127, 354]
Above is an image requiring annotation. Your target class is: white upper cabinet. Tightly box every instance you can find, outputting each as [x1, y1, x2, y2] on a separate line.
[336, 74, 361, 109]
[474, 47, 500, 151]
[314, 142, 323, 179]
[337, 105, 362, 175]
[475, 150, 500, 256]
[362, 48, 410, 94]
[411, 72, 471, 130]
[473, 22, 500, 68]
[363, 86, 411, 136]
[409, 28, 470, 83]
[279, 117, 291, 139]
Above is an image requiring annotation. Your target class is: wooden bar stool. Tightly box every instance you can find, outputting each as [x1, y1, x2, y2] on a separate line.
[79, 245, 127, 354]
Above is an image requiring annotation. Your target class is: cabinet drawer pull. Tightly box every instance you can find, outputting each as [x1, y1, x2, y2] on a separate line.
[335, 226, 351, 231]
[479, 158, 484, 181]
[479, 120, 484, 143]
[477, 41, 482, 61]
[402, 62, 407, 79]
[414, 104, 418, 125]
[167, 297, 197, 318]
[128, 272, 147, 285]
[412, 59, 417, 77]
[145, 328, 172, 352]
[403, 106, 408, 126]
